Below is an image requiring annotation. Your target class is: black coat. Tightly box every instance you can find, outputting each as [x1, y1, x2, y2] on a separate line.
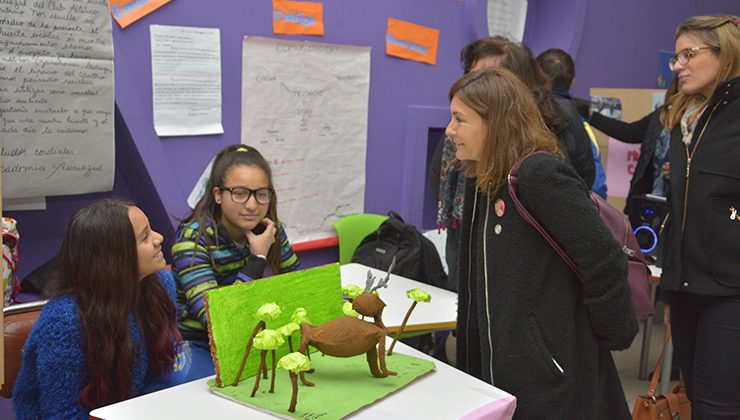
[552, 97, 596, 188]
[456, 153, 638, 419]
[661, 76, 740, 296]
[589, 109, 667, 214]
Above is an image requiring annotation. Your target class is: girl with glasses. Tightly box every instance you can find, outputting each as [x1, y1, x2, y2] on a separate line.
[14, 200, 188, 418]
[658, 15, 740, 418]
[172, 144, 300, 379]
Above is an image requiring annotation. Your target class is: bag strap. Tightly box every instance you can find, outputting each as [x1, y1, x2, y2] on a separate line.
[646, 327, 673, 398]
[507, 151, 580, 276]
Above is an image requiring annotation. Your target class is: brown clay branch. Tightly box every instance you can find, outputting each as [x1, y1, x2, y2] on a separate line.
[388, 301, 417, 355]
[288, 372, 298, 412]
[269, 350, 277, 393]
[251, 351, 267, 397]
[233, 321, 266, 385]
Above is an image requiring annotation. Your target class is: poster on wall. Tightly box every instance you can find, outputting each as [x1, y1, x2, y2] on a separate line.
[150, 25, 224, 137]
[0, 0, 114, 199]
[487, 0, 528, 42]
[241, 37, 370, 245]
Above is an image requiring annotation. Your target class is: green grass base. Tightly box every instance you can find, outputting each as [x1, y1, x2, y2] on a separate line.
[208, 351, 435, 419]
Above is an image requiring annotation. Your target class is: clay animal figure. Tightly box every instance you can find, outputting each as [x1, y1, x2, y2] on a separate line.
[297, 259, 398, 385]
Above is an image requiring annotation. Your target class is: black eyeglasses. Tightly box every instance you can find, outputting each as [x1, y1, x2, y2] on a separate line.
[219, 186, 274, 204]
[668, 47, 713, 71]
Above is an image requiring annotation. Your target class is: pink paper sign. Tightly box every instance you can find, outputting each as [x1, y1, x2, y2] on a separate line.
[605, 137, 642, 197]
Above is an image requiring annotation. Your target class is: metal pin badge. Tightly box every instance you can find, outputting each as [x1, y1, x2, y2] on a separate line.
[731, 206, 738, 221]
[494, 224, 502, 235]
[494, 199, 506, 217]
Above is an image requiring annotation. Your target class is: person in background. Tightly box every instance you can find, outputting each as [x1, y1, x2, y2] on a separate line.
[448, 68, 637, 419]
[658, 15, 740, 418]
[172, 144, 299, 379]
[429, 37, 596, 292]
[588, 78, 679, 214]
[536, 47, 608, 198]
[13, 199, 188, 419]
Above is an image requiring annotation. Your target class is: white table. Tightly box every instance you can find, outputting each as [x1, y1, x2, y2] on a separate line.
[90, 341, 516, 420]
[339, 263, 458, 333]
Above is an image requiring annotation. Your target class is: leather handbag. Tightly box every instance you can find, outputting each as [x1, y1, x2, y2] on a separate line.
[632, 329, 691, 420]
[508, 152, 655, 319]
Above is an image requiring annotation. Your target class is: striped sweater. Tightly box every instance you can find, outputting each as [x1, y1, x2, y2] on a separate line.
[171, 219, 299, 339]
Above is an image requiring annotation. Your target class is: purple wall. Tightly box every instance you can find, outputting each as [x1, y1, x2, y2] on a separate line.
[7, 0, 740, 281]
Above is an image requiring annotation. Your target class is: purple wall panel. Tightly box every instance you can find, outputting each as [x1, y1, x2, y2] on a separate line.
[8, 0, 740, 280]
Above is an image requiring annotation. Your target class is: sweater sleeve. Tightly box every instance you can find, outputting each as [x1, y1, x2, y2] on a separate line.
[276, 222, 300, 273]
[171, 225, 221, 330]
[589, 112, 652, 144]
[156, 269, 177, 303]
[518, 154, 638, 350]
[32, 300, 88, 419]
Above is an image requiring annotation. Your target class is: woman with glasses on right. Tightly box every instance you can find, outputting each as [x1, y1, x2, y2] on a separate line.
[659, 15, 740, 418]
[172, 144, 300, 379]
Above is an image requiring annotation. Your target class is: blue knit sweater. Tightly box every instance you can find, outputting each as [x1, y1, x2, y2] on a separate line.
[13, 270, 188, 419]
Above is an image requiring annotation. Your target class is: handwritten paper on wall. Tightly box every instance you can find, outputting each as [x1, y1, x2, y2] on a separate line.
[241, 37, 370, 244]
[150, 25, 223, 137]
[487, 0, 528, 42]
[0, 0, 114, 199]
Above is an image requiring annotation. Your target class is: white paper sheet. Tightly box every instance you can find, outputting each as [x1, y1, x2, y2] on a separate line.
[241, 37, 371, 244]
[151, 25, 223, 137]
[487, 0, 528, 42]
[0, 0, 114, 199]
[3, 196, 46, 211]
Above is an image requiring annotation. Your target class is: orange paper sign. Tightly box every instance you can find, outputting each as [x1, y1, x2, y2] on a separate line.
[273, 0, 325, 36]
[110, 0, 172, 29]
[386, 18, 439, 65]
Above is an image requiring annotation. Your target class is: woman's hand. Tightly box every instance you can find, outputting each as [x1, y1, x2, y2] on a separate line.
[662, 162, 670, 179]
[245, 218, 277, 256]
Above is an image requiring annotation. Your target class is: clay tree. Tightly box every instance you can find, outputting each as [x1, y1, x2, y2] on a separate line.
[296, 257, 398, 386]
[277, 352, 311, 413]
[280, 307, 310, 352]
[387, 288, 431, 355]
[233, 302, 282, 385]
[250, 329, 285, 397]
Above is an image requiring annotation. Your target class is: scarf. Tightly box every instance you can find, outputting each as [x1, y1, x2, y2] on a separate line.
[437, 136, 466, 230]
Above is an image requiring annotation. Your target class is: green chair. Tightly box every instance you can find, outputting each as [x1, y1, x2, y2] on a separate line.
[333, 213, 388, 265]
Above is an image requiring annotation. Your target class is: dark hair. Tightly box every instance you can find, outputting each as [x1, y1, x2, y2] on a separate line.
[449, 68, 561, 192]
[180, 145, 282, 273]
[536, 48, 575, 90]
[460, 37, 562, 130]
[56, 199, 179, 408]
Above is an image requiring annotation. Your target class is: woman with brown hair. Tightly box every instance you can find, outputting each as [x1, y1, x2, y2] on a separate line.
[658, 15, 740, 417]
[448, 68, 637, 419]
[13, 199, 187, 418]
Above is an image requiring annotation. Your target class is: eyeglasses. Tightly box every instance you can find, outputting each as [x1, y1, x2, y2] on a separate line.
[219, 186, 274, 204]
[668, 47, 713, 71]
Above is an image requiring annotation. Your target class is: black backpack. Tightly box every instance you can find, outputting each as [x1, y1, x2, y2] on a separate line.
[351, 211, 449, 290]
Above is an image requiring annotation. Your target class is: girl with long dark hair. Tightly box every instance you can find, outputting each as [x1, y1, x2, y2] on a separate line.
[13, 199, 186, 418]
